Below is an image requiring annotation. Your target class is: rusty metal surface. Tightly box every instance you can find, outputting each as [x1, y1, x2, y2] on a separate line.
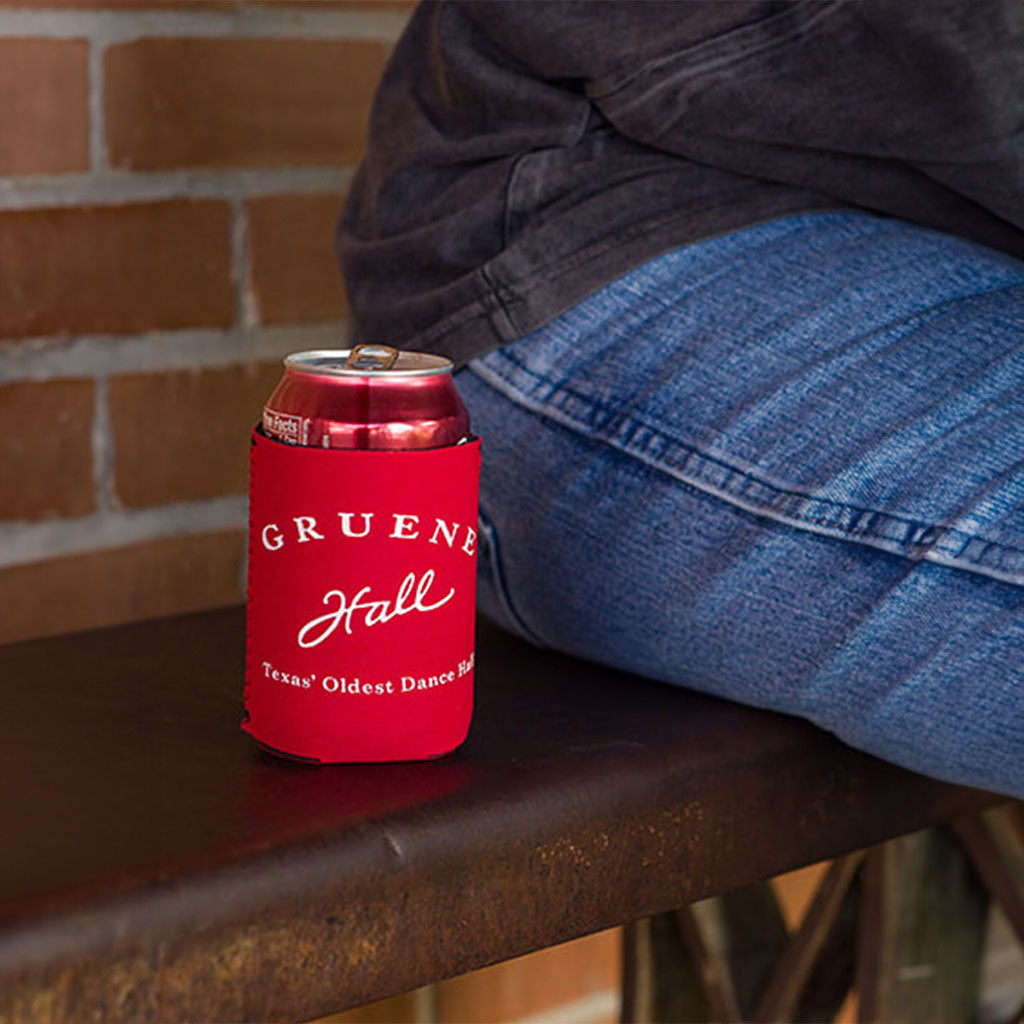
[0, 609, 1002, 1022]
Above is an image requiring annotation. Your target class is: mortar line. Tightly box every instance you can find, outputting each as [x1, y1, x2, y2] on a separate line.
[231, 197, 246, 329]
[91, 374, 115, 514]
[0, 322, 351, 383]
[0, 7, 410, 42]
[231, 197, 260, 329]
[414, 984, 439, 1024]
[87, 37, 107, 173]
[0, 167, 354, 210]
[0, 497, 250, 570]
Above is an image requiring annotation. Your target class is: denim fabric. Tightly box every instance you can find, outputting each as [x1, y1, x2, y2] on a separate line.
[459, 211, 1024, 798]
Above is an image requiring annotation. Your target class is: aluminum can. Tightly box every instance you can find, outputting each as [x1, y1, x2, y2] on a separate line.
[244, 345, 481, 763]
[261, 345, 470, 450]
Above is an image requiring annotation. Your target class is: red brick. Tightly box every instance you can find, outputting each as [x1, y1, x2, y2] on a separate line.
[436, 929, 621, 1024]
[247, 1, 416, 7]
[104, 38, 388, 171]
[313, 989, 420, 1023]
[109, 362, 282, 508]
[4, 0, 232, 7]
[0, 201, 233, 340]
[838, 991, 859, 1023]
[0, 39, 89, 175]
[772, 860, 830, 931]
[247, 193, 348, 324]
[0, 530, 245, 645]
[0, 378, 94, 520]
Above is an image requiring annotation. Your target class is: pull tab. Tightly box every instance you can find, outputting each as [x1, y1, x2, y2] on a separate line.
[345, 344, 400, 372]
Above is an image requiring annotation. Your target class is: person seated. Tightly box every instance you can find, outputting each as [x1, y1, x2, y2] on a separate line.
[338, 0, 1024, 798]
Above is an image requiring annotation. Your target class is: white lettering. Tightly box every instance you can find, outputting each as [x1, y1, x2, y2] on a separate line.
[429, 518, 459, 549]
[400, 671, 455, 692]
[297, 570, 455, 648]
[293, 516, 325, 543]
[389, 513, 420, 540]
[261, 524, 284, 551]
[338, 512, 374, 538]
[462, 526, 477, 557]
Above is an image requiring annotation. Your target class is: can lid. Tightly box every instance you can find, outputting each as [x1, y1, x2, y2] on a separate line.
[285, 346, 454, 378]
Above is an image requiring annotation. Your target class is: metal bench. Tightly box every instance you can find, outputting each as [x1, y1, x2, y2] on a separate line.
[0, 608, 1016, 1022]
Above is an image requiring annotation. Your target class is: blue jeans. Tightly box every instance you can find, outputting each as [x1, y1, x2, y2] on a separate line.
[459, 211, 1024, 799]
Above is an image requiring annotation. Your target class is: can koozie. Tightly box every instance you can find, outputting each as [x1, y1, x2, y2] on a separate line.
[244, 428, 482, 762]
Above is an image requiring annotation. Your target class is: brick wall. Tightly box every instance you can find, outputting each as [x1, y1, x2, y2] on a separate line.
[326, 930, 623, 1024]
[0, 2, 627, 1021]
[0, 0, 401, 642]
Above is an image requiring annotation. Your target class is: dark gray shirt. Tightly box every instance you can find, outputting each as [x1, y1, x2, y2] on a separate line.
[337, 0, 1024, 365]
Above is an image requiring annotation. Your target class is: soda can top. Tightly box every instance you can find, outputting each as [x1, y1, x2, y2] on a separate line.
[285, 346, 453, 378]
[262, 345, 470, 450]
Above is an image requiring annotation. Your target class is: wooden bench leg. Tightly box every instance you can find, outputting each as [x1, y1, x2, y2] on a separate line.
[952, 806, 1024, 947]
[621, 881, 788, 1022]
[753, 852, 863, 1023]
[622, 807, 1024, 1024]
[621, 914, 708, 1023]
[857, 828, 987, 1023]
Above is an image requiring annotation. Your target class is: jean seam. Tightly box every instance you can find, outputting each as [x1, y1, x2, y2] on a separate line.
[470, 358, 1024, 587]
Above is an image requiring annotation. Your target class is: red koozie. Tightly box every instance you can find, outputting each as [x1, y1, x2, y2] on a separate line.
[244, 346, 481, 762]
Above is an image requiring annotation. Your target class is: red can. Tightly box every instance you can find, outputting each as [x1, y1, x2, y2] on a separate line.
[260, 345, 470, 450]
[244, 345, 482, 763]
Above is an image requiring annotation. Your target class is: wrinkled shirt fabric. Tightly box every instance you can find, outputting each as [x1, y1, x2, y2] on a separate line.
[338, 0, 1024, 364]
